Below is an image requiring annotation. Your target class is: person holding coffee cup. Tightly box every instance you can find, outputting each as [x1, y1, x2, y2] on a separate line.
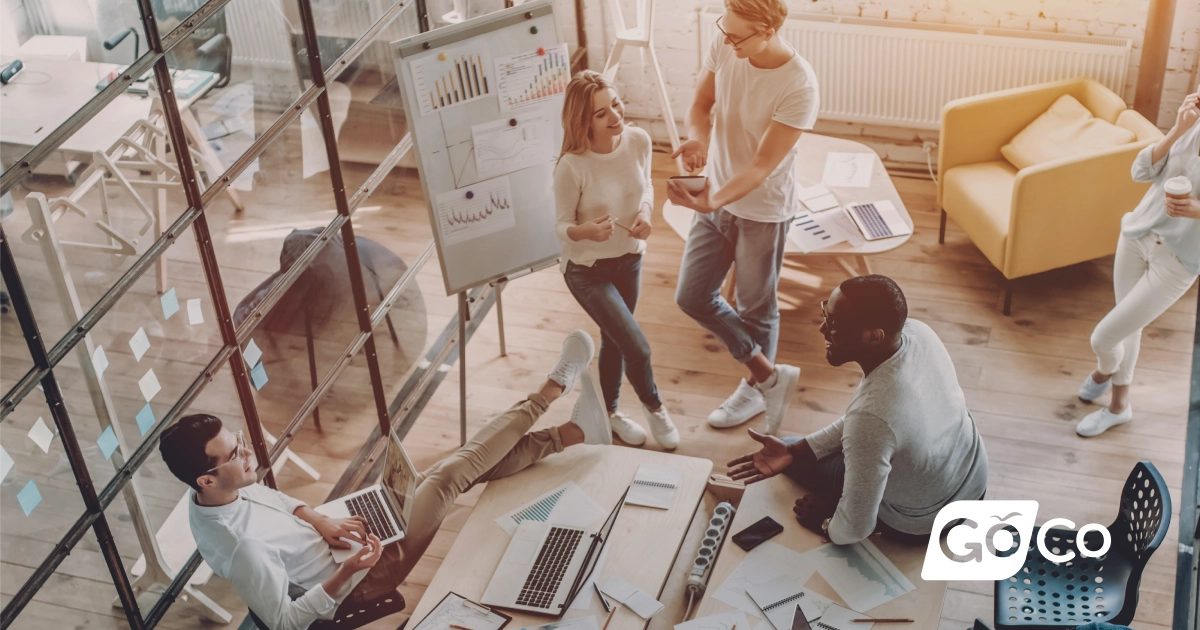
[1076, 89, 1200, 438]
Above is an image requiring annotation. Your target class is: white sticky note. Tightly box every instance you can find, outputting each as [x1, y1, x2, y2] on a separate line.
[243, 339, 262, 368]
[187, 298, 204, 325]
[91, 346, 109, 376]
[27, 417, 55, 453]
[138, 370, 161, 402]
[0, 446, 13, 482]
[129, 328, 151, 362]
[160, 288, 179, 319]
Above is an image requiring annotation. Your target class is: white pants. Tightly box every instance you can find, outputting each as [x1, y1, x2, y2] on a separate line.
[1090, 233, 1197, 386]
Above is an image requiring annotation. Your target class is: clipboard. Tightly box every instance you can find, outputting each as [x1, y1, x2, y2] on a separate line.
[412, 591, 513, 630]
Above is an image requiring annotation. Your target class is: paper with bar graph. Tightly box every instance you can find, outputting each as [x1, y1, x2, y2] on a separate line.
[434, 176, 517, 246]
[411, 43, 494, 116]
[494, 43, 570, 112]
[494, 481, 606, 536]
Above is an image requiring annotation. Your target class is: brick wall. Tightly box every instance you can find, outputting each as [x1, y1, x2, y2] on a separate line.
[591, 0, 1200, 169]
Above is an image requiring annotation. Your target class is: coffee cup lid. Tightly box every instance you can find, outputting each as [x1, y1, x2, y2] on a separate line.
[1165, 176, 1192, 195]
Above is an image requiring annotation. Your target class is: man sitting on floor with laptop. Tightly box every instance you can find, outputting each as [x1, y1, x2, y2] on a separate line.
[159, 330, 612, 630]
[727, 275, 989, 545]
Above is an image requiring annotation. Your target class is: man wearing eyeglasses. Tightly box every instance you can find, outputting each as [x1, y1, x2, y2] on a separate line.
[668, 0, 819, 437]
[725, 275, 989, 545]
[159, 330, 614, 630]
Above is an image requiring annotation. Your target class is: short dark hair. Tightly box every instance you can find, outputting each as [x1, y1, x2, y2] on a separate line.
[837, 274, 907, 336]
[160, 414, 224, 492]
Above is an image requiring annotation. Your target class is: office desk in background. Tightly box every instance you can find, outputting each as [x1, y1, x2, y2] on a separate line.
[693, 475, 948, 626]
[408, 445, 713, 630]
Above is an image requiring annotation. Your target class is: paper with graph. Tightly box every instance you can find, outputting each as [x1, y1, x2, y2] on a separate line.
[495, 481, 606, 536]
[809, 539, 913, 613]
[494, 43, 570, 112]
[412, 592, 510, 630]
[713, 541, 818, 619]
[411, 43, 493, 116]
[435, 177, 517, 246]
[674, 610, 749, 630]
[471, 112, 555, 180]
[822, 152, 874, 188]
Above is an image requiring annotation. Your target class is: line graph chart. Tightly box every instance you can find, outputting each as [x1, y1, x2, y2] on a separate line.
[434, 176, 516, 245]
[472, 112, 554, 179]
[495, 43, 569, 112]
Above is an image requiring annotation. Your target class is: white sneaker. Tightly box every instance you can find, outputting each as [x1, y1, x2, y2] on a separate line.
[707, 380, 766, 428]
[1078, 373, 1112, 403]
[1076, 405, 1132, 437]
[609, 410, 647, 446]
[570, 364, 612, 446]
[548, 330, 595, 394]
[756, 364, 801, 436]
[643, 405, 681, 450]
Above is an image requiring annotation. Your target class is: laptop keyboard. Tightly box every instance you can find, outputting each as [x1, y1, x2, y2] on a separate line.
[346, 492, 398, 540]
[852, 203, 893, 239]
[516, 527, 584, 609]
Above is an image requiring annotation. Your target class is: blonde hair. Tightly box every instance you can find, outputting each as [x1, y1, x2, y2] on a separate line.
[724, 0, 787, 32]
[559, 70, 616, 161]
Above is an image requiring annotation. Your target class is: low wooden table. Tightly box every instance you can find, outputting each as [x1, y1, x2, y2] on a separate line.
[694, 475, 948, 626]
[408, 445, 714, 630]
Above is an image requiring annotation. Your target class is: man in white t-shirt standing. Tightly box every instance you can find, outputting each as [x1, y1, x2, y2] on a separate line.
[668, 0, 819, 435]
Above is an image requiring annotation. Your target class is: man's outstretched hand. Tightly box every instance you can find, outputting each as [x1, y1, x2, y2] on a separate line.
[726, 429, 794, 483]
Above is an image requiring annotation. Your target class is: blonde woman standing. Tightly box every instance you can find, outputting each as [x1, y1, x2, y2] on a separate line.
[553, 71, 680, 449]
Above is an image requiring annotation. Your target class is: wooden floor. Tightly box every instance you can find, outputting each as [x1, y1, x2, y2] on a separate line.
[1, 140, 1194, 630]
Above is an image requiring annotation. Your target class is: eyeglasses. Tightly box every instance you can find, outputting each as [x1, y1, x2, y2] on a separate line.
[716, 16, 760, 46]
[203, 430, 252, 475]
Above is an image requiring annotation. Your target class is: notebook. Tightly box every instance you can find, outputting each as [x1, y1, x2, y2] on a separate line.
[809, 604, 873, 630]
[747, 577, 834, 629]
[626, 465, 682, 509]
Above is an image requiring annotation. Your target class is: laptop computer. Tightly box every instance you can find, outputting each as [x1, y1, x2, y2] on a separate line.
[845, 200, 912, 241]
[315, 425, 418, 562]
[481, 487, 629, 616]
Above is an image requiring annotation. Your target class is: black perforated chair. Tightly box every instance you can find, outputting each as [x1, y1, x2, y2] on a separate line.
[989, 461, 1170, 629]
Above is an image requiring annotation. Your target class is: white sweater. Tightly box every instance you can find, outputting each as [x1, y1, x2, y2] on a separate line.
[553, 126, 654, 267]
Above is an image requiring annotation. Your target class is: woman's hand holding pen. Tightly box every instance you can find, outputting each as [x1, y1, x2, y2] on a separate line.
[569, 215, 615, 242]
[627, 207, 653, 239]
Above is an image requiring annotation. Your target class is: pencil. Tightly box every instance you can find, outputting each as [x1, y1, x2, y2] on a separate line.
[450, 625, 474, 630]
[601, 603, 619, 630]
[852, 619, 912, 623]
[613, 220, 633, 233]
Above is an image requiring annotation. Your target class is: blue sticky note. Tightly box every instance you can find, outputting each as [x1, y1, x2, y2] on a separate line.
[17, 479, 42, 516]
[97, 426, 119, 460]
[161, 288, 180, 320]
[135, 403, 156, 436]
[250, 362, 269, 390]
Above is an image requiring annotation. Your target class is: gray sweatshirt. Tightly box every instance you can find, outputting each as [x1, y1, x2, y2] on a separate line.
[806, 319, 989, 543]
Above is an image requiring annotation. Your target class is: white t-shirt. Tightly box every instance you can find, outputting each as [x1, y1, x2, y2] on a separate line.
[702, 36, 820, 223]
[554, 126, 653, 268]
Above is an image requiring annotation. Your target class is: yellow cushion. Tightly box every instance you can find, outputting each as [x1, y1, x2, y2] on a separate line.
[942, 161, 1018, 270]
[1000, 95, 1136, 170]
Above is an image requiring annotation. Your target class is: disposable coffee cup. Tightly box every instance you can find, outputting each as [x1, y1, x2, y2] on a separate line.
[1165, 176, 1192, 201]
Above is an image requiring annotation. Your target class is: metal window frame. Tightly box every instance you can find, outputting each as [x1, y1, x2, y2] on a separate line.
[1175, 289, 1200, 629]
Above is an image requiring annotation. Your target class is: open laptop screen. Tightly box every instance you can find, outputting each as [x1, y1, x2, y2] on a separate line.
[383, 426, 419, 531]
[559, 486, 629, 614]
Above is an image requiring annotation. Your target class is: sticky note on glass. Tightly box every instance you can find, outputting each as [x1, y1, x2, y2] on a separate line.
[17, 479, 42, 516]
[91, 346, 109, 376]
[161, 288, 180, 320]
[97, 426, 119, 460]
[138, 370, 161, 402]
[129, 327, 151, 362]
[28, 417, 55, 453]
[243, 339, 263, 368]
[187, 298, 204, 325]
[136, 404, 156, 436]
[250, 362, 268, 390]
[0, 446, 13, 483]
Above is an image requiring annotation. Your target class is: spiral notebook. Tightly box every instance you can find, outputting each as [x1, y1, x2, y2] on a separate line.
[625, 465, 682, 509]
[747, 577, 834, 630]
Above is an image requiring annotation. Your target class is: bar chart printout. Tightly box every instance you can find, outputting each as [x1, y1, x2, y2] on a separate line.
[494, 42, 570, 112]
[411, 43, 493, 116]
[434, 176, 517, 245]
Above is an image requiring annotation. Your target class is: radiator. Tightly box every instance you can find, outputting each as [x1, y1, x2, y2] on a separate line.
[698, 8, 1131, 130]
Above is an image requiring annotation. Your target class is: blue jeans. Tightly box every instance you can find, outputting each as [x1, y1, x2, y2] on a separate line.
[674, 208, 789, 364]
[564, 253, 662, 413]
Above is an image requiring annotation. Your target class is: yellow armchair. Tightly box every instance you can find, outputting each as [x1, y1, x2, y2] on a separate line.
[936, 77, 1163, 314]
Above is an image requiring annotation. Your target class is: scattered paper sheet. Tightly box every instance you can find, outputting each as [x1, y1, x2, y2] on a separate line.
[751, 620, 772, 630]
[829, 210, 867, 248]
[28, 417, 55, 453]
[91, 346, 109, 376]
[17, 479, 42, 516]
[496, 481, 606, 535]
[674, 609, 748, 630]
[569, 545, 608, 610]
[139, 370, 161, 402]
[251, 362, 269, 390]
[97, 426, 119, 460]
[599, 577, 663, 619]
[810, 604, 873, 630]
[136, 403, 156, 436]
[243, 339, 263, 367]
[412, 592, 509, 630]
[187, 298, 205, 325]
[523, 617, 598, 630]
[788, 212, 850, 254]
[713, 541, 817, 619]
[748, 577, 834, 628]
[435, 177, 517, 246]
[626, 464, 682, 509]
[161, 288, 179, 320]
[798, 184, 839, 213]
[809, 539, 914, 613]
[301, 108, 331, 178]
[129, 327, 151, 362]
[209, 82, 255, 118]
[471, 112, 555, 180]
[494, 43, 569, 112]
[0, 446, 13, 482]
[823, 153, 874, 188]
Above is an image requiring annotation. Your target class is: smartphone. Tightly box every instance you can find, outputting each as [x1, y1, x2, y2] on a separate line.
[731, 516, 783, 551]
[669, 175, 707, 193]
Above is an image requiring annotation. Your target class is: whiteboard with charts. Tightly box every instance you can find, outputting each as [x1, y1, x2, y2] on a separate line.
[392, 0, 567, 295]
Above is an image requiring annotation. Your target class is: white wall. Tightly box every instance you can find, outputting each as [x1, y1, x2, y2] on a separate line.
[592, 0, 1200, 168]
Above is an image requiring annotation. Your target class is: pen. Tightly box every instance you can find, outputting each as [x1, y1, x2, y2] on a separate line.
[852, 619, 912, 623]
[613, 220, 633, 233]
[594, 582, 612, 612]
[450, 625, 474, 630]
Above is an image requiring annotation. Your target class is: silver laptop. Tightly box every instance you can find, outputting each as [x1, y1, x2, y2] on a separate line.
[481, 488, 628, 616]
[845, 200, 912, 241]
[315, 426, 417, 562]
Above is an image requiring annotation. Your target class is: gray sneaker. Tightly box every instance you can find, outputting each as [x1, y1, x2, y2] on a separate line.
[547, 329, 595, 394]
[570, 363, 612, 446]
[757, 364, 800, 436]
[1077, 373, 1112, 403]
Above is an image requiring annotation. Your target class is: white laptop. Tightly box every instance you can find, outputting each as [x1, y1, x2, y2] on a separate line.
[481, 488, 628, 616]
[845, 200, 912, 241]
[315, 426, 417, 562]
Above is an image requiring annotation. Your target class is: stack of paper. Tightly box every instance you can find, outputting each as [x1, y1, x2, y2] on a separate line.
[626, 465, 682, 509]
[798, 184, 840, 213]
[599, 577, 663, 619]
